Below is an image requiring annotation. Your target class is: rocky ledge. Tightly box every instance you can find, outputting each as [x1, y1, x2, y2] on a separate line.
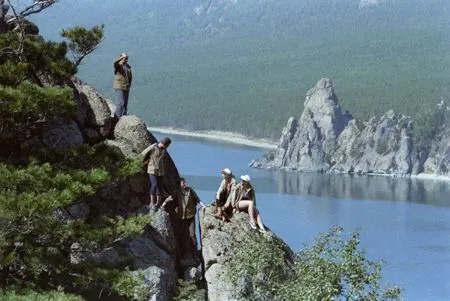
[199, 207, 294, 301]
[251, 78, 450, 178]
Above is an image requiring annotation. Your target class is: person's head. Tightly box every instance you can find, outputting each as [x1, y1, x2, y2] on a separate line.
[180, 177, 186, 189]
[221, 168, 232, 180]
[120, 52, 128, 63]
[159, 137, 171, 149]
[240, 175, 251, 187]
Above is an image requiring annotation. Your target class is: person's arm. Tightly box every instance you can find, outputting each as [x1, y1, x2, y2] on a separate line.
[216, 180, 225, 200]
[250, 189, 256, 206]
[113, 57, 122, 71]
[224, 185, 237, 209]
[141, 144, 155, 157]
[128, 65, 132, 86]
[174, 190, 182, 218]
[192, 189, 206, 208]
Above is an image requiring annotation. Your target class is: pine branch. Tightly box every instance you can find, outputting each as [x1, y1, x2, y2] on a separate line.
[5, 0, 56, 24]
[5, 0, 24, 59]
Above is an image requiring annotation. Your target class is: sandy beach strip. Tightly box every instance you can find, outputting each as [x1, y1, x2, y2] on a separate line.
[412, 173, 450, 182]
[148, 127, 277, 150]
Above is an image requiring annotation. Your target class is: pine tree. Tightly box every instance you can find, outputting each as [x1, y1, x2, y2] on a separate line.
[1, 2, 150, 299]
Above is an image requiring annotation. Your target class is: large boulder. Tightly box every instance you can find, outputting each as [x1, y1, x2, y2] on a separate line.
[66, 174, 179, 301]
[199, 207, 293, 301]
[73, 78, 114, 139]
[112, 116, 179, 194]
[42, 119, 83, 149]
[114, 116, 154, 153]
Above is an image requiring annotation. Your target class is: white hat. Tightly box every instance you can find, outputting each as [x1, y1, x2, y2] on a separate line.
[240, 175, 251, 182]
[221, 168, 232, 175]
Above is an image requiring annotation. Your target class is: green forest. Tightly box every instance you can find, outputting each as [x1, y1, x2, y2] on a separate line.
[29, 0, 450, 138]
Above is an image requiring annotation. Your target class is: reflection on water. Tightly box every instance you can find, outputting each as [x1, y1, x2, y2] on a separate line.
[153, 131, 450, 301]
[272, 172, 450, 207]
[185, 172, 450, 207]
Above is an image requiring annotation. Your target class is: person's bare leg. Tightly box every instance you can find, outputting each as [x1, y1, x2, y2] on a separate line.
[156, 195, 162, 207]
[254, 208, 265, 231]
[238, 200, 256, 224]
[150, 195, 156, 206]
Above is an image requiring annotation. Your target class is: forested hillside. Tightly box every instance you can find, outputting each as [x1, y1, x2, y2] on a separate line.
[30, 0, 450, 138]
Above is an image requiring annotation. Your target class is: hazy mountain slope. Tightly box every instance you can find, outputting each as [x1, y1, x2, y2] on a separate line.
[28, 0, 450, 137]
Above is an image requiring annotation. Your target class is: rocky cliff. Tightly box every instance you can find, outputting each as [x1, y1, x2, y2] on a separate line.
[251, 78, 450, 178]
[199, 207, 294, 301]
[62, 80, 186, 300]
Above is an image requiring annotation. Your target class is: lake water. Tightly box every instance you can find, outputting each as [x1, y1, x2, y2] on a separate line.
[154, 132, 450, 301]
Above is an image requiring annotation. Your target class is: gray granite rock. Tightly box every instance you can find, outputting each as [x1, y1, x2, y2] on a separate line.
[114, 115, 154, 153]
[250, 78, 449, 178]
[42, 119, 83, 148]
[199, 207, 293, 301]
[73, 78, 114, 138]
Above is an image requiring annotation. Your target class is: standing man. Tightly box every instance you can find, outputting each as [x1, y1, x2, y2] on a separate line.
[141, 137, 172, 211]
[176, 178, 205, 256]
[113, 52, 132, 118]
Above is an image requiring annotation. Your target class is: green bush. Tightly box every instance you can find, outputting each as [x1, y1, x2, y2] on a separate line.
[0, 287, 83, 301]
[174, 279, 207, 301]
[227, 227, 402, 301]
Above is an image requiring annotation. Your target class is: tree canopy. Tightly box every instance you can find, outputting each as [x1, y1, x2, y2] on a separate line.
[0, 1, 149, 299]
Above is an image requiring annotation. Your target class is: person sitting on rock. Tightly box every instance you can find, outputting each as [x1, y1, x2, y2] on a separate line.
[212, 168, 236, 222]
[141, 137, 171, 211]
[223, 175, 266, 232]
[176, 178, 206, 254]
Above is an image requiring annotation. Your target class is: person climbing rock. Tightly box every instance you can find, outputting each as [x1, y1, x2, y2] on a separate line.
[223, 175, 266, 232]
[175, 178, 205, 255]
[113, 52, 132, 118]
[141, 137, 171, 212]
[212, 168, 235, 222]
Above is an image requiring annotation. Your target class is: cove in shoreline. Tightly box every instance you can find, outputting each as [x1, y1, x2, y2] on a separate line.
[148, 127, 277, 150]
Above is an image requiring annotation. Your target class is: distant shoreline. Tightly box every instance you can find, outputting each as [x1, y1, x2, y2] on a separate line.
[413, 173, 450, 182]
[147, 127, 277, 150]
[147, 127, 450, 181]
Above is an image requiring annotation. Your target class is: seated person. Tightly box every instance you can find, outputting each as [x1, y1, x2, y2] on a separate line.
[223, 175, 266, 232]
[212, 168, 236, 221]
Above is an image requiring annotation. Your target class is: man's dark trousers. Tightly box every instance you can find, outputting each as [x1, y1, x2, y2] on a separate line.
[115, 89, 129, 117]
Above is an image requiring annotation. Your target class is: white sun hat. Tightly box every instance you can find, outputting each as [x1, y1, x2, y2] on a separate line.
[240, 175, 251, 182]
[221, 168, 232, 175]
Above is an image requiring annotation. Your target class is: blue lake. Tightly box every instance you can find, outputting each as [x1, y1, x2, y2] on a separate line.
[154, 132, 450, 301]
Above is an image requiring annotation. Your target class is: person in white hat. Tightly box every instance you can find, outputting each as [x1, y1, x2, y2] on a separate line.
[223, 174, 266, 232]
[212, 168, 236, 221]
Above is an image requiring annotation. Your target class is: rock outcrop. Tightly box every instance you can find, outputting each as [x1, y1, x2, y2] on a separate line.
[34, 77, 184, 300]
[64, 174, 178, 301]
[422, 103, 450, 176]
[199, 207, 294, 301]
[251, 78, 449, 178]
[73, 78, 115, 142]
